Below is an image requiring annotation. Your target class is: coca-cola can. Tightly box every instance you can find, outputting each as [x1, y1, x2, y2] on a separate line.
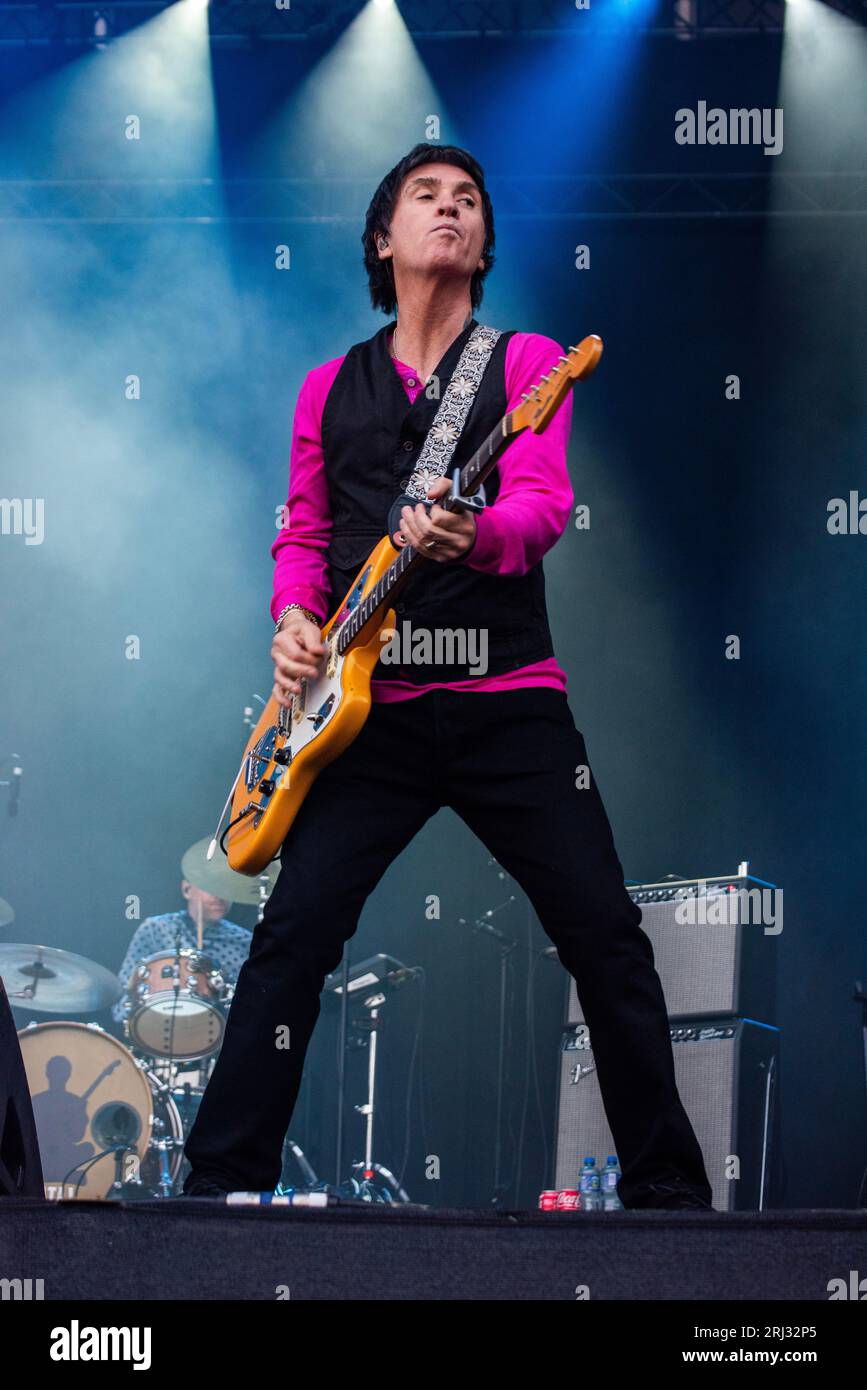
[556, 1188, 581, 1211]
[538, 1190, 559, 1211]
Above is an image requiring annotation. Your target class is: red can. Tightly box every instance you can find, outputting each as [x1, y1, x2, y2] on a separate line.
[538, 1190, 559, 1211]
[556, 1188, 581, 1211]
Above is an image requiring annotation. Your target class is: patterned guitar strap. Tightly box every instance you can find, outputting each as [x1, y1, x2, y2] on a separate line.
[386, 323, 501, 543]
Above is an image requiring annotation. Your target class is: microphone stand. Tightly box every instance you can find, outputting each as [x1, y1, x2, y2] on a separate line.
[457, 887, 518, 1209]
[335, 952, 350, 1188]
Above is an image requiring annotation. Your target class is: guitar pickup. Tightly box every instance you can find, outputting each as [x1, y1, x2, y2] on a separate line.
[293, 679, 308, 723]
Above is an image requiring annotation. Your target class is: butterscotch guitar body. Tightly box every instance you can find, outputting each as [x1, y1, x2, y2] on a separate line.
[226, 536, 398, 874]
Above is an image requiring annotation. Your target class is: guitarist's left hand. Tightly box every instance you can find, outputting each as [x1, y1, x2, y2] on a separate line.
[396, 476, 476, 562]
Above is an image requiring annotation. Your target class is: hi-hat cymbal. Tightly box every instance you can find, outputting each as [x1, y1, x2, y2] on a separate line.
[0, 896, 14, 928]
[181, 837, 279, 906]
[0, 943, 122, 1013]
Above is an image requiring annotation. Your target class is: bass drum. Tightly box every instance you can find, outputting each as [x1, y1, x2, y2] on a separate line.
[17, 1021, 183, 1199]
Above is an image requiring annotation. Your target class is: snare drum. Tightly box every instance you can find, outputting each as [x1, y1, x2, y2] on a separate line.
[123, 948, 228, 1061]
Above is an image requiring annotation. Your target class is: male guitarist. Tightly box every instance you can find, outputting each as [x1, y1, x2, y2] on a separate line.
[183, 143, 714, 1210]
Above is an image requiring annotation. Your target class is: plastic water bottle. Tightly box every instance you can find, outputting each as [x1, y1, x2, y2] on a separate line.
[578, 1156, 601, 1212]
[600, 1155, 623, 1212]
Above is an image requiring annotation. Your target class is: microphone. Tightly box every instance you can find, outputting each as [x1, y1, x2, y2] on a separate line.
[457, 915, 514, 946]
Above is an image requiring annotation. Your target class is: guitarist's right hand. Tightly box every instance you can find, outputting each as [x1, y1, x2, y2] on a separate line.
[271, 615, 326, 707]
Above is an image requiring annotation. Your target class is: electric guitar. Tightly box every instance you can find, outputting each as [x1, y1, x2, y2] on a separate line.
[219, 333, 603, 875]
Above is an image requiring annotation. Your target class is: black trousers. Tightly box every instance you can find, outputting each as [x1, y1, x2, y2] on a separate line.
[184, 687, 712, 1207]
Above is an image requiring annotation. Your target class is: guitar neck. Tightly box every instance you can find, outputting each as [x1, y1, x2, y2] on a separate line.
[334, 414, 515, 655]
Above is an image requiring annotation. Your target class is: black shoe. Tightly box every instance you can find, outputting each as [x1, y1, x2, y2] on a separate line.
[183, 1176, 231, 1198]
[631, 1178, 716, 1211]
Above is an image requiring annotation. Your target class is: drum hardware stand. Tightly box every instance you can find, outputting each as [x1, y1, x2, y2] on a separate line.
[59, 1144, 136, 1200]
[148, 1131, 179, 1199]
[108, 1146, 147, 1199]
[276, 1135, 321, 1196]
[149, 1073, 189, 1198]
[160, 928, 186, 1077]
[345, 1159, 410, 1203]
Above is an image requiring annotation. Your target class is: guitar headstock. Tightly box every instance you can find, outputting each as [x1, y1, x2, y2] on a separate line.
[508, 333, 603, 435]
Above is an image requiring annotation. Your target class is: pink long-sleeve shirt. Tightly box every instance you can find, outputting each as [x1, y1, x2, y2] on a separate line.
[272, 329, 574, 702]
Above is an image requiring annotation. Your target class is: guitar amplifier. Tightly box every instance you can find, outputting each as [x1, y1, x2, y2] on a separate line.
[566, 869, 779, 1025]
[553, 1017, 780, 1211]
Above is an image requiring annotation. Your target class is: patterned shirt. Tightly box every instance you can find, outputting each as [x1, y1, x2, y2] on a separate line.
[111, 911, 253, 1023]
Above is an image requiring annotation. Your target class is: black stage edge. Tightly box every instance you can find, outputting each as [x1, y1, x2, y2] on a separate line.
[1, 1199, 865, 1301]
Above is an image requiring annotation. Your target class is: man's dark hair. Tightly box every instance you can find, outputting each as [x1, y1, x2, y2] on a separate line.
[362, 143, 496, 316]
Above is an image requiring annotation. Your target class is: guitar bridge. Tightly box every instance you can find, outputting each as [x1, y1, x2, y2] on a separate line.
[245, 725, 278, 792]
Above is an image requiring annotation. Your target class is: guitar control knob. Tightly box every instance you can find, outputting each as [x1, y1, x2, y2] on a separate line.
[258, 778, 276, 796]
[273, 747, 292, 766]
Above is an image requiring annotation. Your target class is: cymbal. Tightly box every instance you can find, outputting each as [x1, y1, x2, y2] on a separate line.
[181, 837, 279, 906]
[0, 943, 122, 1013]
[0, 896, 14, 928]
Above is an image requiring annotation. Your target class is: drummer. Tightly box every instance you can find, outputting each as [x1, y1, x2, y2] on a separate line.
[111, 880, 252, 1027]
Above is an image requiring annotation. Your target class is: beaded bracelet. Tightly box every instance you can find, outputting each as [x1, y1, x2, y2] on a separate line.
[274, 602, 320, 633]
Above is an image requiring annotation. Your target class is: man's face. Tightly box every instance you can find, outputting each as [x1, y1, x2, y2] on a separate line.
[183, 881, 231, 922]
[381, 161, 487, 291]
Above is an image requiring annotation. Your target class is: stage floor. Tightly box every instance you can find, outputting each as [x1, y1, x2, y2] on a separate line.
[1, 1198, 865, 1301]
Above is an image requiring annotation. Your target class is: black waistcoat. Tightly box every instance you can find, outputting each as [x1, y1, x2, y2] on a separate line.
[320, 316, 555, 682]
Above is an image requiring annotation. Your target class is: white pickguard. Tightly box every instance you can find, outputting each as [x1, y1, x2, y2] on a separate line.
[243, 635, 358, 806]
[282, 647, 347, 756]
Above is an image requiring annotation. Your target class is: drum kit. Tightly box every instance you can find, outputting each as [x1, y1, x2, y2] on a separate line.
[2, 832, 456, 1204]
[5, 839, 280, 1201]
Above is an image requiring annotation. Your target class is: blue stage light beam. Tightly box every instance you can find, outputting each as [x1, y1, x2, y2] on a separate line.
[773, 0, 867, 184]
[448, 0, 662, 177]
[251, 0, 452, 180]
[0, 0, 219, 183]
